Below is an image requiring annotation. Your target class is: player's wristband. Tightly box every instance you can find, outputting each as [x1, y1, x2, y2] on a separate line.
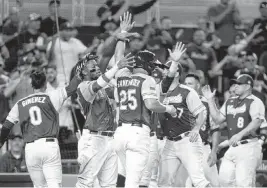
[96, 74, 111, 87]
[165, 105, 172, 113]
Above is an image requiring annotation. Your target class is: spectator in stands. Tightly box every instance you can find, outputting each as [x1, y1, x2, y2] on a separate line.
[17, 13, 42, 49]
[251, 1, 267, 58]
[47, 22, 88, 85]
[40, 0, 67, 37]
[2, 7, 23, 41]
[0, 134, 27, 173]
[45, 64, 74, 131]
[145, 18, 173, 63]
[98, 0, 158, 22]
[0, 61, 10, 125]
[186, 29, 218, 83]
[207, 0, 241, 59]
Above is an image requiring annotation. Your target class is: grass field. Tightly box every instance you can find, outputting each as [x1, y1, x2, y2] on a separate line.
[3, 0, 263, 26]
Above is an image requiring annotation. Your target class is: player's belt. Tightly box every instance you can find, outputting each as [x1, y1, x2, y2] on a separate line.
[150, 132, 155, 137]
[89, 130, 114, 137]
[167, 132, 190, 142]
[157, 136, 165, 140]
[232, 139, 254, 147]
[118, 122, 144, 128]
[26, 137, 56, 143]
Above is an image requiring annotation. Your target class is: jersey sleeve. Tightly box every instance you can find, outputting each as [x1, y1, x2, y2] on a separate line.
[48, 88, 68, 112]
[6, 103, 19, 124]
[186, 90, 205, 117]
[78, 81, 97, 103]
[249, 98, 265, 121]
[141, 76, 158, 100]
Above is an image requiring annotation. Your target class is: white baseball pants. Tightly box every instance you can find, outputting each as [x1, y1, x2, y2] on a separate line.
[185, 144, 220, 187]
[76, 130, 118, 188]
[158, 134, 210, 188]
[113, 123, 150, 188]
[140, 134, 159, 186]
[219, 140, 262, 187]
[25, 138, 62, 188]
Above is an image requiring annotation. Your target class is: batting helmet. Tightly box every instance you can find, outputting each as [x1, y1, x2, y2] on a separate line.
[75, 53, 98, 80]
[134, 50, 157, 75]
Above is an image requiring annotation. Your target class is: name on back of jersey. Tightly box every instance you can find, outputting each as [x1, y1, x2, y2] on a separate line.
[163, 94, 183, 105]
[227, 104, 246, 117]
[117, 79, 140, 88]
[21, 97, 46, 107]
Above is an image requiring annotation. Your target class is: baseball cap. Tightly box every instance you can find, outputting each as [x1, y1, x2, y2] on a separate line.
[28, 13, 42, 21]
[60, 22, 74, 31]
[49, 0, 60, 6]
[230, 74, 254, 87]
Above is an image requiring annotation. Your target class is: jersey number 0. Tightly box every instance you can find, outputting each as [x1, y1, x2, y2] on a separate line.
[119, 89, 138, 111]
[29, 106, 42, 126]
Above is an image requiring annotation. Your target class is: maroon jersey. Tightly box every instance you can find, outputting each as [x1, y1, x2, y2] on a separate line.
[159, 84, 205, 137]
[220, 95, 265, 139]
[6, 89, 67, 143]
[116, 73, 158, 126]
[76, 81, 115, 131]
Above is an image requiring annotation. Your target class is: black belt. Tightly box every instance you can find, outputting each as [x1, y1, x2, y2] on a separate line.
[89, 130, 114, 137]
[27, 137, 56, 144]
[232, 139, 250, 147]
[167, 132, 190, 142]
[118, 122, 144, 128]
[157, 136, 164, 140]
[150, 132, 155, 137]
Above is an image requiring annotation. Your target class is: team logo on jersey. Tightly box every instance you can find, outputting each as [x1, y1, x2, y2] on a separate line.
[227, 104, 246, 117]
[163, 94, 183, 104]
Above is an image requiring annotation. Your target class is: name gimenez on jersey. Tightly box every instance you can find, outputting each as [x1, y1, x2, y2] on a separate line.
[117, 79, 141, 88]
[21, 97, 46, 107]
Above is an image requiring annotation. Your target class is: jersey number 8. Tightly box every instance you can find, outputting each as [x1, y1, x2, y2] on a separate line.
[29, 106, 42, 126]
[237, 117, 244, 128]
[119, 89, 138, 111]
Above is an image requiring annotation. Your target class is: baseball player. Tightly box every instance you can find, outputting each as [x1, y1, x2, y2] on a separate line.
[157, 53, 211, 187]
[75, 12, 136, 188]
[113, 44, 183, 187]
[184, 73, 220, 187]
[0, 69, 81, 187]
[202, 74, 265, 187]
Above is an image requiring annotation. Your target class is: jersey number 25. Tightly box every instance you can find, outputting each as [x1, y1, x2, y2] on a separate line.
[119, 89, 138, 111]
[29, 106, 42, 126]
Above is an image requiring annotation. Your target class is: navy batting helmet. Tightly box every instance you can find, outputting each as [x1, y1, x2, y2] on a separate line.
[134, 50, 157, 75]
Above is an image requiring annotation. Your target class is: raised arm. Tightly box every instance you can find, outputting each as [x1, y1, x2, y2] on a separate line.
[202, 85, 226, 124]
[160, 42, 187, 93]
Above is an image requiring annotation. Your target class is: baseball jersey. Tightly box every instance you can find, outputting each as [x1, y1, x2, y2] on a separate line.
[76, 81, 115, 131]
[220, 94, 265, 139]
[116, 73, 158, 126]
[6, 89, 67, 143]
[159, 84, 205, 137]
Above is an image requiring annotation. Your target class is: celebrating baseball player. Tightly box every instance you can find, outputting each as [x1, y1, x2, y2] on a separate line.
[0, 68, 81, 187]
[202, 74, 265, 187]
[113, 41, 182, 187]
[157, 50, 211, 187]
[75, 12, 136, 188]
[184, 73, 220, 187]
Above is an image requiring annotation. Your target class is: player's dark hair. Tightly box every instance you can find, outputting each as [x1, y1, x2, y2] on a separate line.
[30, 70, 47, 89]
[185, 73, 200, 82]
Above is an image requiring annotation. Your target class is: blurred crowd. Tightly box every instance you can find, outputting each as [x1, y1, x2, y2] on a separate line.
[0, 0, 267, 178]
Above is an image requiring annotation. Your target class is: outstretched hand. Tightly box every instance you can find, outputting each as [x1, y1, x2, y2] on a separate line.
[117, 53, 135, 69]
[168, 42, 187, 62]
[120, 12, 135, 32]
[202, 85, 216, 100]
